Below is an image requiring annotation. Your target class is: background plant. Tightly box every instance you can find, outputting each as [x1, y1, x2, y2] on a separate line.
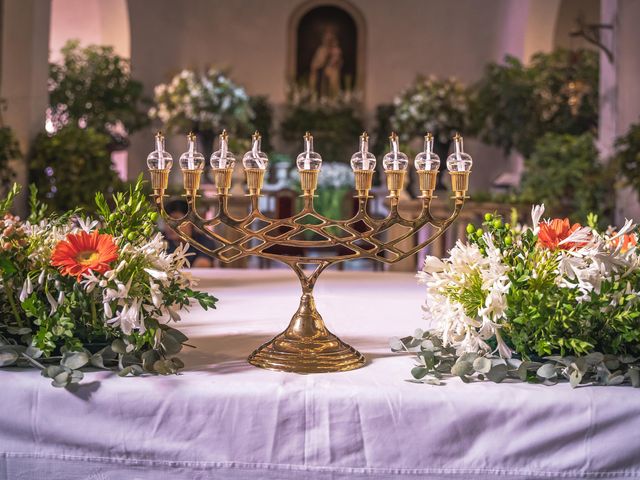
[391, 75, 469, 145]
[29, 125, 120, 213]
[469, 48, 599, 158]
[0, 109, 21, 194]
[520, 132, 614, 224]
[613, 120, 640, 199]
[150, 68, 255, 138]
[48, 40, 149, 150]
[281, 85, 363, 164]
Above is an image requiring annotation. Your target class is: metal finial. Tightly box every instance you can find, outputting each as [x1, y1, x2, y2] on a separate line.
[425, 132, 433, 142]
[220, 129, 228, 141]
[188, 132, 196, 142]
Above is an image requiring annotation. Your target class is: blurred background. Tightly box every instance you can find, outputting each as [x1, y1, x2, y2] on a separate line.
[1, 0, 639, 270]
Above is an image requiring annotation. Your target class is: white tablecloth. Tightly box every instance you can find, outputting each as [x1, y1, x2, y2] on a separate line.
[1, 269, 639, 480]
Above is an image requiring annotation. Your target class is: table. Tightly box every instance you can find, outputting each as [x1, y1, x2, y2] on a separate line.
[1, 269, 639, 479]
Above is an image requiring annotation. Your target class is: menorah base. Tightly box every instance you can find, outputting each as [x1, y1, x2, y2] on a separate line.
[247, 292, 365, 373]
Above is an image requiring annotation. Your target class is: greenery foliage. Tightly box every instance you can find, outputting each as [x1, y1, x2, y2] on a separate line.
[281, 86, 363, 163]
[49, 40, 149, 149]
[29, 125, 120, 213]
[520, 132, 613, 223]
[470, 49, 599, 157]
[614, 120, 640, 199]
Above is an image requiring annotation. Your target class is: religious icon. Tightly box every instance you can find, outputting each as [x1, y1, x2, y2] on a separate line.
[309, 27, 344, 98]
[296, 6, 357, 99]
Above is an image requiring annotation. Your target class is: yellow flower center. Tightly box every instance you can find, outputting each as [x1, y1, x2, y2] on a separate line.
[75, 250, 100, 265]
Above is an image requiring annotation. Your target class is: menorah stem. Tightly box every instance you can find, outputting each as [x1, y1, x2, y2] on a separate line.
[247, 263, 365, 373]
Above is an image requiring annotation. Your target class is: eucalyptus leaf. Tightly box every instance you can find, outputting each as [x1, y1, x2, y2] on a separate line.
[111, 339, 126, 354]
[629, 368, 640, 388]
[0, 347, 18, 367]
[487, 364, 508, 383]
[163, 327, 188, 344]
[411, 366, 429, 379]
[537, 363, 557, 379]
[451, 361, 473, 377]
[473, 357, 492, 374]
[61, 351, 89, 370]
[160, 333, 182, 356]
[389, 337, 404, 352]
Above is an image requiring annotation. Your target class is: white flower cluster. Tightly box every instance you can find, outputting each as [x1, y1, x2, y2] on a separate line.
[418, 238, 512, 358]
[149, 68, 253, 132]
[391, 75, 468, 144]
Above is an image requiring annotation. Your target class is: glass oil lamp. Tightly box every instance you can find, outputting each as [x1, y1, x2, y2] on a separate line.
[242, 132, 268, 196]
[350, 132, 376, 198]
[296, 132, 322, 196]
[414, 132, 440, 198]
[382, 132, 408, 198]
[210, 130, 236, 195]
[446, 133, 473, 198]
[179, 132, 205, 196]
[146, 131, 173, 194]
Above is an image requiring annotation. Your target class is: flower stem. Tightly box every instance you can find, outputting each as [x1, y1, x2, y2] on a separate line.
[90, 299, 98, 330]
[5, 281, 24, 328]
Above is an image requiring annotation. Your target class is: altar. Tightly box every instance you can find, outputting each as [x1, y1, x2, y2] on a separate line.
[1, 269, 638, 480]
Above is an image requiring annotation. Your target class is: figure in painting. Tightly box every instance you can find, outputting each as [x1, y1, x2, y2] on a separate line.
[309, 27, 344, 98]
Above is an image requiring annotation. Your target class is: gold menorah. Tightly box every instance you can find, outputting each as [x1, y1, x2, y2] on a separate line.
[146, 130, 471, 373]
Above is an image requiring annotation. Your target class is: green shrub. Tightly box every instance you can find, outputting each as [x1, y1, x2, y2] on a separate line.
[29, 125, 120, 213]
[470, 49, 598, 157]
[520, 132, 613, 223]
[614, 120, 640, 198]
[0, 124, 21, 193]
[49, 40, 149, 149]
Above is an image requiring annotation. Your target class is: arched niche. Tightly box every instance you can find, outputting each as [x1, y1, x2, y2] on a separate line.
[287, 0, 366, 96]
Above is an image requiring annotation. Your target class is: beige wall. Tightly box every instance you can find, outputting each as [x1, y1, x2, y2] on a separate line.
[126, 0, 541, 189]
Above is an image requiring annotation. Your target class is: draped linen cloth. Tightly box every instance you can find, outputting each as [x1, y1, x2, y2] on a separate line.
[0, 269, 639, 480]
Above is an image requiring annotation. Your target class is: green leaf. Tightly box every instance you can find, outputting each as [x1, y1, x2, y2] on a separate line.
[411, 366, 429, 379]
[0, 347, 19, 367]
[537, 363, 557, 379]
[473, 357, 492, 374]
[160, 332, 182, 356]
[487, 364, 508, 383]
[451, 361, 473, 377]
[61, 351, 89, 370]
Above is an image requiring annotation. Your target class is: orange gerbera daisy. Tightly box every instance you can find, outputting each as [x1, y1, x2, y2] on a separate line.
[538, 218, 587, 251]
[51, 230, 119, 281]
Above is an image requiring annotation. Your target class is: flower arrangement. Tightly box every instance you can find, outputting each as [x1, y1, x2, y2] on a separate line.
[0, 179, 217, 387]
[391, 75, 468, 144]
[393, 205, 640, 387]
[149, 68, 254, 136]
